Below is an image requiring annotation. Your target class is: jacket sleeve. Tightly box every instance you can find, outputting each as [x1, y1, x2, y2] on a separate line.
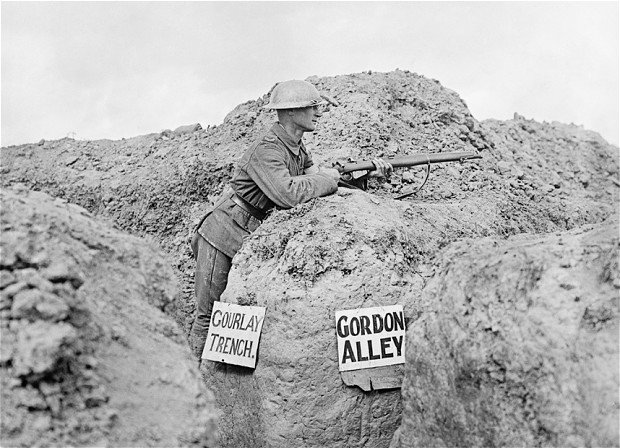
[244, 144, 338, 209]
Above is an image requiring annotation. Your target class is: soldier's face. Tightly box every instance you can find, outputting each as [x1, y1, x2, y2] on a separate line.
[291, 105, 323, 132]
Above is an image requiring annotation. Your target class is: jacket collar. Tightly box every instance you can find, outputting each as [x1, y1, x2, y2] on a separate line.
[271, 122, 302, 156]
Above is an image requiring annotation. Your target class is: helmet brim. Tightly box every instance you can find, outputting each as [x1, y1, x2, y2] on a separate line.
[263, 97, 327, 110]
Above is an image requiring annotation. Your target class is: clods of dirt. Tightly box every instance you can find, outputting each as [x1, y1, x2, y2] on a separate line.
[1, 70, 618, 447]
[0, 186, 217, 447]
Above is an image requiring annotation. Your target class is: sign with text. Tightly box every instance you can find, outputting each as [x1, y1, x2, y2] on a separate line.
[202, 302, 266, 369]
[335, 305, 405, 372]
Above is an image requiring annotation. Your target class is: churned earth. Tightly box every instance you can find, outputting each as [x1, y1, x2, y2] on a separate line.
[0, 186, 217, 447]
[390, 218, 619, 448]
[1, 70, 618, 447]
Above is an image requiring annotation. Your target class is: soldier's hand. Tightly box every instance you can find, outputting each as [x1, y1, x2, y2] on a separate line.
[368, 158, 393, 178]
[320, 167, 341, 182]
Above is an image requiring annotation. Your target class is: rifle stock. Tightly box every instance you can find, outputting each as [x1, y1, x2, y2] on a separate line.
[334, 151, 481, 174]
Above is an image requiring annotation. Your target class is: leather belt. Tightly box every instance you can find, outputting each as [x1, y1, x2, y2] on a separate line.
[231, 193, 267, 221]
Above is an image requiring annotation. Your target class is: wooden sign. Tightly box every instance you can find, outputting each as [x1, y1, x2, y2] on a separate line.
[202, 301, 266, 368]
[335, 305, 405, 372]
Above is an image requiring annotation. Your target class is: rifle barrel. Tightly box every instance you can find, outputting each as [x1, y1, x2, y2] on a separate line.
[336, 151, 482, 174]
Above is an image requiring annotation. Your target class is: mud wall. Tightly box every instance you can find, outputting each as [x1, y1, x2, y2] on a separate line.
[2, 72, 616, 337]
[390, 219, 619, 448]
[203, 180, 618, 447]
[0, 186, 217, 447]
[1, 70, 618, 447]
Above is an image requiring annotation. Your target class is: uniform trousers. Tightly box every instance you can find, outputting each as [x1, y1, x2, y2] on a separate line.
[189, 233, 232, 359]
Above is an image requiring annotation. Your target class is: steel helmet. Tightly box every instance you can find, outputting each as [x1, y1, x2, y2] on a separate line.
[264, 80, 325, 110]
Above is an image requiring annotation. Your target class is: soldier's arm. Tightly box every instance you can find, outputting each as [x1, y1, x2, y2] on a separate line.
[245, 145, 338, 208]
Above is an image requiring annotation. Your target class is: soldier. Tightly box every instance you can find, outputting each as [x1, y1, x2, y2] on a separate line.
[189, 80, 391, 359]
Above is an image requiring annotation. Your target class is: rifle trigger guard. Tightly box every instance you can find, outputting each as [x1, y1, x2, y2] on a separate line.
[394, 159, 431, 200]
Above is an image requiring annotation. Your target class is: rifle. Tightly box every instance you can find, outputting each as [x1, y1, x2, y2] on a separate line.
[334, 151, 482, 199]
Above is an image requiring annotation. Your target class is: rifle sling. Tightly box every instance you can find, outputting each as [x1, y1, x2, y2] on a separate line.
[394, 161, 431, 200]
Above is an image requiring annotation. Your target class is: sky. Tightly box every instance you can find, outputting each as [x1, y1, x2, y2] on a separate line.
[1, 1, 618, 147]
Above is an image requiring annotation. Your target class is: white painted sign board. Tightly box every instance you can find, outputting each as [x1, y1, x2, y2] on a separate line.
[202, 301, 266, 368]
[335, 305, 405, 372]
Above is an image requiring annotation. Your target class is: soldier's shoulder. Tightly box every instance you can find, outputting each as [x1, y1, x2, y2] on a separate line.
[254, 132, 280, 150]
[261, 133, 278, 144]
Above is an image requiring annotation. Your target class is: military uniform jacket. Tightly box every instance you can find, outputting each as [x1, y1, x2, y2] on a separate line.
[196, 122, 338, 258]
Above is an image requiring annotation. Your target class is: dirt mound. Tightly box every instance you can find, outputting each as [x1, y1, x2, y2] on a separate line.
[204, 175, 618, 447]
[1, 70, 617, 332]
[1, 70, 618, 447]
[0, 185, 217, 447]
[207, 192, 416, 448]
[391, 218, 619, 448]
